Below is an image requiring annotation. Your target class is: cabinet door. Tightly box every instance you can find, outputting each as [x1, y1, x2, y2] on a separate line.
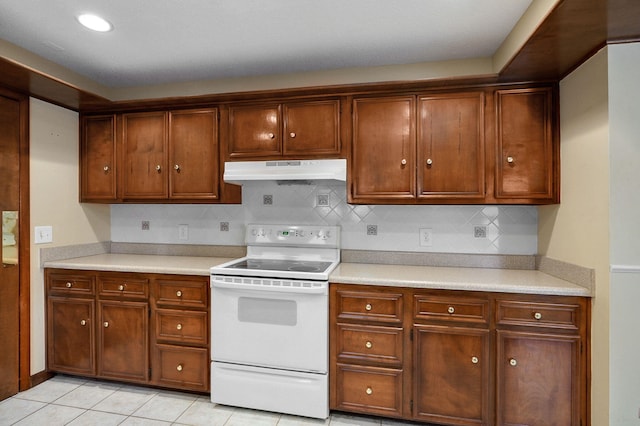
[497, 330, 581, 426]
[98, 300, 149, 382]
[122, 112, 168, 199]
[47, 297, 95, 376]
[80, 115, 117, 201]
[417, 93, 485, 199]
[352, 96, 415, 202]
[283, 100, 340, 156]
[228, 104, 281, 158]
[169, 109, 219, 200]
[414, 325, 490, 425]
[495, 88, 557, 202]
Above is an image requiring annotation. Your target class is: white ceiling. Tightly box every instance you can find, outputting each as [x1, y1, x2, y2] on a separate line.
[0, 0, 532, 89]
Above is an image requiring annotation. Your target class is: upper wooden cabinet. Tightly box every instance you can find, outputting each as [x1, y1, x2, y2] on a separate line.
[351, 92, 485, 204]
[494, 87, 558, 203]
[80, 108, 240, 204]
[80, 115, 118, 202]
[227, 99, 341, 160]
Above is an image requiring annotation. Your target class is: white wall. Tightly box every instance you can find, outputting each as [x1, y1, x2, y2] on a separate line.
[539, 48, 610, 425]
[29, 98, 110, 374]
[112, 183, 538, 255]
[608, 42, 640, 426]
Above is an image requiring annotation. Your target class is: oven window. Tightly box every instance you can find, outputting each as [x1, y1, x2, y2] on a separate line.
[238, 297, 297, 326]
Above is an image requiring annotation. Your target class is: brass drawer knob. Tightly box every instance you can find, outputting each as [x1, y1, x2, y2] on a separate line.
[533, 312, 542, 320]
[66, 282, 73, 288]
[426, 158, 433, 165]
[365, 341, 373, 349]
[103, 321, 109, 328]
[176, 364, 183, 372]
[471, 356, 479, 364]
[366, 387, 373, 395]
[176, 323, 183, 330]
[447, 306, 455, 314]
[509, 358, 517, 367]
[507, 156, 515, 164]
[103, 165, 110, 172]
[80, 319, 87, 326]
[365, 303, 372, 311]
[289, 132, 296, 138]
[176, 290, 183, 297]
[118, 284, 125, 291]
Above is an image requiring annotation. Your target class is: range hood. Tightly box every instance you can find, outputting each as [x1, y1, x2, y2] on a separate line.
[224, 159, 346, 185]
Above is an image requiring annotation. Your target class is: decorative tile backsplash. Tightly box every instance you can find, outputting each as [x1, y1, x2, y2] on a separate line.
[111, 182, 537, 254]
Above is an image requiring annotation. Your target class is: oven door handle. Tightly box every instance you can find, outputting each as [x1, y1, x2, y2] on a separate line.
[211, 278, 327, 295]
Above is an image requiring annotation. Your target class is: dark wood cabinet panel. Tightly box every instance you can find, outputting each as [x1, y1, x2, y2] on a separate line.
[228, 104, 281, 158]
[283, 100, 340, 156]
[47, 297, 95, 376]
[351, 96, 415, 201]
[417, 93, 485, 199]
[169, 109, 220, 200]
[495, 87, 558, 202]
[414, 325, 490, 425]
[122, 112, 168, 199]
[151, 344, 209, 392]
[496, 330, 581, 426]
[98, 300, 149, 383]
[80, 115, 117, 202]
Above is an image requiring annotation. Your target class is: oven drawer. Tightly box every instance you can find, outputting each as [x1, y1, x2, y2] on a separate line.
[336, 324, 403, 367]
[334, 363, 403, 417]
[155, 278, 208, 309]
[335, 289, 404, 325]
[152, 344, 209, 392]
[155, 309, 208, 346]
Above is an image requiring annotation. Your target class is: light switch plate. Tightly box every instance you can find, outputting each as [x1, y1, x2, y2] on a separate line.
[35, 225, 53, 244]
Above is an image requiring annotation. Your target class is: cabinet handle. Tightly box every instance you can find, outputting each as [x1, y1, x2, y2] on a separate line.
[118, 284, 125, 291]
[507, 156, 514, 164]
[103, 321, 109, 328]
[289, 132, 296, 138]
[509, 358, 517, 366]
[176, 290, 183, 297]
[426, 158, 433, 166]
[365, 303, 372, 311]
[66, 282, 73, 288]
[365, 341, 373, 349]
[80, 319, 87, 326]
[155, 165, 161, 172]
[176, 323, 183, 330]
[447, 306, 455, 314]
[471, 356, 479, 364]
[176, 364, 183, 372]
[401, 159, 407, 166]
[533, 312, 543, 320]
[366, 387, 373, 395]
[174, 164, 180, 172]
[103, 165, 110, 172]
[267, 132, 275, 139]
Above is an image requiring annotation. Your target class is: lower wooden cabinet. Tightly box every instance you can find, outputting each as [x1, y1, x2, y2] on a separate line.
[330, 284, 590, 426]
[45, 269, 209, 392]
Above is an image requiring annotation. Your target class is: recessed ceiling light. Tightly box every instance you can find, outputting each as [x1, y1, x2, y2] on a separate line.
[77, 14, 113, 32]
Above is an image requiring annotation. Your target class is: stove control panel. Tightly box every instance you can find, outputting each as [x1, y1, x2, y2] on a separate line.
[246, 224, 340, 247]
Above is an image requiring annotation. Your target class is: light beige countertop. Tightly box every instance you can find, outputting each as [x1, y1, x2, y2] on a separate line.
[330, 263, 592, 297]
[44, 254, 592, 297]
[44, 254, 235, 276]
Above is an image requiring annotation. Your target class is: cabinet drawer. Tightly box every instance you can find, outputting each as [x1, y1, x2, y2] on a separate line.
[99, 275, 149, 299]
[334, 364, 403, 417]
[336, 324, 403, 367]
[414, 294, 489, 325]
[496, 300, 581, 330]
[152, 344, 209, 392]
[48, 273, 95, 296]
[336, 289, 403, 325]
[155, 309, 208, 346]
[155, 279, 208, 309]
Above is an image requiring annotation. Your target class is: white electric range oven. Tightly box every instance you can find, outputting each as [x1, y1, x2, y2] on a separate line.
[210, 224, 340, 419]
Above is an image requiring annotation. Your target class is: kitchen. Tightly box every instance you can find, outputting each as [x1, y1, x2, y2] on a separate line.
[1, 1, 640, 425]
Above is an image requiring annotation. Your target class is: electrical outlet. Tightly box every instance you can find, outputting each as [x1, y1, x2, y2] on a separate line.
[220, 222, 229, 232]
[419, 228, 433, 247]
[474, 225, 487, 238]
[178, 224, 188, 240]
[366, 224, 378, 236]
[263, 194, 273, 205]
[141, 221, 150, 230]
[316, 194, 330, 206]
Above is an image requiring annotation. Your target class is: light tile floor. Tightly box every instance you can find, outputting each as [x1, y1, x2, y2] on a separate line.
[0, 375, 425, 426]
